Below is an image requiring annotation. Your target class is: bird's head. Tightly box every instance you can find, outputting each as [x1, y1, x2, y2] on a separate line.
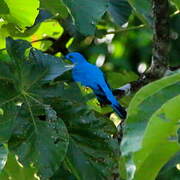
[65, 52, 87, 64]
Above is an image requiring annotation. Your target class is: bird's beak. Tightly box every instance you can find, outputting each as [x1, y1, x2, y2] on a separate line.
[62, 56, 73, 64]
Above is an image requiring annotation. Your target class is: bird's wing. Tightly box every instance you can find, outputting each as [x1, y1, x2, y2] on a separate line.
[95, 81, 127, 119]
[94, 84, 112, 105]
[72, 63, 103, 87]
[73, 63, 115, 104]
[85, 65, 114, 105]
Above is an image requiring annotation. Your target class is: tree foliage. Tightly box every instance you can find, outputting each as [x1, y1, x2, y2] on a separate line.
[0, 0, 180, 179]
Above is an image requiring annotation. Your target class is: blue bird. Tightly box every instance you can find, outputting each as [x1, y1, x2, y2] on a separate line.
[65, 52, 127, 119]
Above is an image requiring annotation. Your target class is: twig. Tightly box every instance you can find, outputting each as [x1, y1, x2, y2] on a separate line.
[31, 37, 56, 43]
[106, 24, 146, 34]
[113, 68, 179, 98]
[45, 31, 71, 55]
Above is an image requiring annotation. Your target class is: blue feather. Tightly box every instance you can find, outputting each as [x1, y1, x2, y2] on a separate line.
[65, 52, 127, 119]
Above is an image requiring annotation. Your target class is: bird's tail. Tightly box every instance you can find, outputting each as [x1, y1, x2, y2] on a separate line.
[111, 103, 127, 119]
[95, 84, 127, 119]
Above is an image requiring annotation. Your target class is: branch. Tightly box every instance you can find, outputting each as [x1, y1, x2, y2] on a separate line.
[31, 37, 56, 43]
[114, 0, 170, 97]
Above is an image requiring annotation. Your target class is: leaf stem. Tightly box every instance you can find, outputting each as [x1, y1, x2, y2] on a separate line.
[26, 93, 44, 106]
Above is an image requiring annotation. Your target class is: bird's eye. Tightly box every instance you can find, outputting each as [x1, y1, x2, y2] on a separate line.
[69, 55, 73, 58]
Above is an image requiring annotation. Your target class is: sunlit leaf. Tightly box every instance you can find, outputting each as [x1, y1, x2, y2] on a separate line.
[121, 73, 180, 180]
[0, 144, 8, 172]
[0, 153, 38, 180]
[0, 0, 9, 14]
[133, 95, 180, 180]
[3, 0, 39, 28]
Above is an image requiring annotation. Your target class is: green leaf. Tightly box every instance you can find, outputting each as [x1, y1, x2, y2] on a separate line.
[50, 164, 76, 179]
[0, 0, 9, 14]
[9, 109, 69, 178]
[133, 95, 180, 180]
[0, 153, 38, 180]
[0, 104, 19, 143]
[65, 138, 103, 180]
[3, 0, 39, 28]
[29, 48, 73, 81]
[55, 99, 119, 179]
[121, 73, 180, 180]
[0, 62, 13, 80]
[6, 38, 42, 91]
[0, 80, 19, 107]
[6, 37, 31, 65]
[121, 73, 180, 155]
[40, 0, 69, 18]
[7, 100, 68, 179]
[43, 82, 119, 179]
[0, 144, 8, 171]
[36, 82, 88, 104]
[108, 0, 132, 26]
[1, 35, 121, 179]
[128, 0, 152, 24]
[63, 0, 109, 35]
[5, 38, 72, 92]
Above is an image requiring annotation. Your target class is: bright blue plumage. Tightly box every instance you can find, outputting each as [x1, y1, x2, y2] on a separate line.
[65, 52, 126, 119]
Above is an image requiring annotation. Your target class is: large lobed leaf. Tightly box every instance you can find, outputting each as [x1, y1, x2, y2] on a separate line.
[5, 37, 72, 89]
[0, 153, 38, 180]
[63, 0, 109, 35]
[0, 38, 72, 178]
[0, 37, 120, 179]
[121, 72, 180, 180]
[9, 107, 69, 178]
